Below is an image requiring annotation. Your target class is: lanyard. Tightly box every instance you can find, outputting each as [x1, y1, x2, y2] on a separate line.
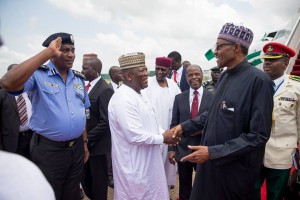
[274, 80, 284, 95]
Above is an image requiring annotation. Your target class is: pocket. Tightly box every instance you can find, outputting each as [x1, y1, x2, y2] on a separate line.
[275, 101, 296, 119]
[41, 82, 60, 95]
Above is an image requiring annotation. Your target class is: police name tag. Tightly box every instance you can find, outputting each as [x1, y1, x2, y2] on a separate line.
[85, 108, 90, 119]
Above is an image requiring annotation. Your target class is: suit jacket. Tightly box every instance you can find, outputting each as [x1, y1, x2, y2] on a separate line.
[264, 75, 300, 169]
[169, 89, 214, 161]
[168, 67, 189, 92]
[0, 89, 20, 152]
[86, 78, 114, 156]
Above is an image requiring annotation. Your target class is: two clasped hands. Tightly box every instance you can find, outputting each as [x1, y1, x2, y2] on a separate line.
[163, 125, 210, 164]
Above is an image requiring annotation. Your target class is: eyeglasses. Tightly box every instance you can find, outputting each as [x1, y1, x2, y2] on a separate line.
[214, 43, 234, 51]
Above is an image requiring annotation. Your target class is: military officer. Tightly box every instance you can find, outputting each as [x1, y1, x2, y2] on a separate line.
[0, 33, 90, 200]
[202, 66, 222, 92]
[252, 42, 299, 200]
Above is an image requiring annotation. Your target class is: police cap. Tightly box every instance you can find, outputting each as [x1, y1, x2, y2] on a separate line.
[210, 66, 222, 72]
[42, 32, 74, 47]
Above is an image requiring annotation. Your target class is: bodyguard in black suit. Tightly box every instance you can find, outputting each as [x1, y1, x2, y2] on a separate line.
[81, 55, 114, 200]
[167, 51, 189, 92]
[0, 64, 32, 159]
[168, 64, 213, 200]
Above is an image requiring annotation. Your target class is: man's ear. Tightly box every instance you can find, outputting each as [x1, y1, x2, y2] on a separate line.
[123, 72, 132, 82]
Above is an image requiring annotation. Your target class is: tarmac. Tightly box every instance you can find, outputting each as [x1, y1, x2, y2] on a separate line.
[83, 173, 184, 200]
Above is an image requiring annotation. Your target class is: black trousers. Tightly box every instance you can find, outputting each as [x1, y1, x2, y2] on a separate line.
[81, 154, 108, 200]
[31, 134, 84, 200]
[16, 130, 33, 160]
[178, 161, 197, 200]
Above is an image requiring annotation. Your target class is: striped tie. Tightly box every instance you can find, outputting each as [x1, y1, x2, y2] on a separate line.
[17, 95, 28, 126]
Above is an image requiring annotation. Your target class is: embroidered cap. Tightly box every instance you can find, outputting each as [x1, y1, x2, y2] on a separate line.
[218, 23, 253, 49]
[156, 57, 172, 68]
[118, 52, 146, 70]
[261, 42, 296, 59]
[83, 53, 98, 62]
[42, 32, 74, 47]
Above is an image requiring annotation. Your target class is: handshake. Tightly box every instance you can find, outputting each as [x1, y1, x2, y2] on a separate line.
[162, 125, 183, 145]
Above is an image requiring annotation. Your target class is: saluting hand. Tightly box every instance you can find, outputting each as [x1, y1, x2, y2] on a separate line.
[48, 37, 62, 57]
[180, 145, 210, 163]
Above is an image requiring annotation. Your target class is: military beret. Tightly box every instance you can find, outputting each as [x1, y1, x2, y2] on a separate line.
[42, 32, 74, 47]
[261, 42, 296, 59]
[210, 66, 222, 72]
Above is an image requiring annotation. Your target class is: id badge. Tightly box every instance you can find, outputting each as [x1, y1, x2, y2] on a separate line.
[85, 108, 90, 119]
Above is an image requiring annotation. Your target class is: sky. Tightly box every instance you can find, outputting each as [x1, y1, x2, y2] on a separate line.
[0, 0, 299, 77]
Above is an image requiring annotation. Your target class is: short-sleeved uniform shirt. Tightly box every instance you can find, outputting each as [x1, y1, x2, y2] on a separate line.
[23, 61, 90, 141]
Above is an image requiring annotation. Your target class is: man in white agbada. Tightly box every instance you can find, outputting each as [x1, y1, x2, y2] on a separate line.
[108, 52, 181, 200]
[142, 56, 181, 188]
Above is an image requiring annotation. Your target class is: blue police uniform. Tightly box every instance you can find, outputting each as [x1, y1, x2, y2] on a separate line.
[22, 60, 90, 200]
[24, 61, 90, 141]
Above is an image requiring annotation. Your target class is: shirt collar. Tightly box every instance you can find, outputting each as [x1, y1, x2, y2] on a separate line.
[175, 65, 183, 74]
[46, 61, 74, 79]
[89, 76, 101, 87]
[273, 75, 285, 87]
[189, 86, 203, 100]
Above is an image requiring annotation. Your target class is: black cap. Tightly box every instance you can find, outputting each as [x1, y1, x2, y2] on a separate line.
[42, 32, 74, 47]
[210, 66, 222, 72]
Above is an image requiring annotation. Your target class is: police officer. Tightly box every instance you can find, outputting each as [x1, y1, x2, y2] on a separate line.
[203, 66, 222, 92]
[252, 42, 300, 200]
[0, 33, 90, 200]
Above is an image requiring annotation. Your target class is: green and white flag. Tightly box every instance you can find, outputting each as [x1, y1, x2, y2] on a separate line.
[204, 49, 215, 61]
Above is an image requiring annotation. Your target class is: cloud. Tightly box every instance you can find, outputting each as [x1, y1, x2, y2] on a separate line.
[0, 47, 28, 77]
[1, 0, 298, 76]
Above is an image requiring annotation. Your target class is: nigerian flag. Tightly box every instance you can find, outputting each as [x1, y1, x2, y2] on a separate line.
[205, 49, 215, 61]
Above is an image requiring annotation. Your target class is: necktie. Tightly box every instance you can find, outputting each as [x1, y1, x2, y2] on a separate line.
[17, 95, 28, 126]
[173, 70, 177, 83]
[86, 83, 91, 91]
[191, 90, 199, 119]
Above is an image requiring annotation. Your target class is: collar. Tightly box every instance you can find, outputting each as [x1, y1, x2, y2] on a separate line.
[175, 65, 183, 74]
[89, 76, 101, 87]
[189, 86, 203, 100]
[226, 59, 249, 76]
[46, 61, 74, 79]
[273, 75, 285, 87]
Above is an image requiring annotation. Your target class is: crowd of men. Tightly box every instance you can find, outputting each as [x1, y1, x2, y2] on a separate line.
[0, 22, 299, 200]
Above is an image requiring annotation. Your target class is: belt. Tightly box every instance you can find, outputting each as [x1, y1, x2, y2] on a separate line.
[19, 129, 33, 136]
[37, 134, 80, 148]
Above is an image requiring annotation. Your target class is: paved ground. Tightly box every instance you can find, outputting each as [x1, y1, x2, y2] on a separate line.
[83, 173, 183, 200]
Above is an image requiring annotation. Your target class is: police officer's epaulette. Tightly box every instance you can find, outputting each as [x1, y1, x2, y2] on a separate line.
[289, 75, 300, 82]
[38, 65, 49, 70]
[72, 70, 86, 80]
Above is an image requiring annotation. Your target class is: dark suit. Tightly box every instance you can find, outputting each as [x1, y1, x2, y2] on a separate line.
[168, 67, 189, 92]
[0, 89, 32, 159]
[82, 78, 114, 200]
[169, 89, 213, 200]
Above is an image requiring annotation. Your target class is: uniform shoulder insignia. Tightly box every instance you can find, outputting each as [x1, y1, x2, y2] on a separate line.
[289, 75, 300, 82]
[72, 70, 86, 80]
[38, 65, 49, 70]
